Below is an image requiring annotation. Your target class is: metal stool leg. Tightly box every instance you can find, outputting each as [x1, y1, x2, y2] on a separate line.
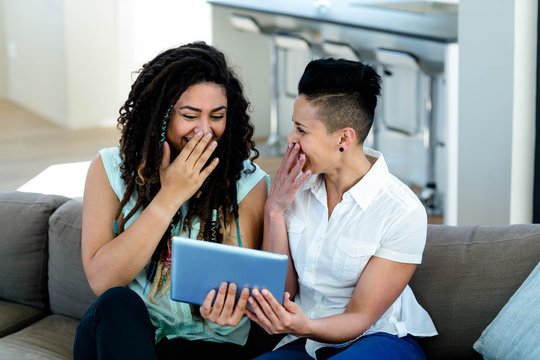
[258, 38, 282, 156]
[420, 75, 442, 215]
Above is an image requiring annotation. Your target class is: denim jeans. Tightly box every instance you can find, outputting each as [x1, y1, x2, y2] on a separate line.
[255, 332, 427, 360]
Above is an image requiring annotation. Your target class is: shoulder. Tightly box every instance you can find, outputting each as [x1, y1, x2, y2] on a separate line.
[237, 160, 270, 203]
[98, 146, 121, 166]
[96, 147, 126, 199]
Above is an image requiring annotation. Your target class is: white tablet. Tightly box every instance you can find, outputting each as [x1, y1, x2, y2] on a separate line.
[170, 236, 288, 306]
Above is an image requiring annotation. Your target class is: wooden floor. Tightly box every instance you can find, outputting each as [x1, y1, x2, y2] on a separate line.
[0, 99, 442, 223]
[0, 99, 282, 192]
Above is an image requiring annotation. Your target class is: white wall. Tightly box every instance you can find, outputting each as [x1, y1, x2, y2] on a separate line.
[64, 0, 117, 128]
[0, 0, 212, 129]
[457, 0, 537, 224]
[0, 0, 6, 98]
[4, 0, 68, 125]
[116, 0, 211, 107]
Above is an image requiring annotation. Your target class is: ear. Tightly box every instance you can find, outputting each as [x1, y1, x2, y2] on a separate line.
[337, 127, 357, 151]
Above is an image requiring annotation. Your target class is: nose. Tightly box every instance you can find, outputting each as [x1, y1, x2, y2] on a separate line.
[198, 117, 211, 133]
[287, 131, 297, 144]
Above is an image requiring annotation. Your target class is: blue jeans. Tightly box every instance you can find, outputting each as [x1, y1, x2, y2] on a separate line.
[255, 333, 427, 360]
[73, 286, 276, 360]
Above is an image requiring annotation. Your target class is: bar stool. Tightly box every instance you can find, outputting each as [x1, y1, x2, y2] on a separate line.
[230, 14, 312, 156]
[374, 47, 442, 215]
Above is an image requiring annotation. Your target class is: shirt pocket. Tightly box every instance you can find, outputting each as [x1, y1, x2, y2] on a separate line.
[331, 238, 378, 284]
[286, 215, 306, 255]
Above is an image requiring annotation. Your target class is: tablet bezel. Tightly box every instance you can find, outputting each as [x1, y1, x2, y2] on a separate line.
[170, 236, 288, 306]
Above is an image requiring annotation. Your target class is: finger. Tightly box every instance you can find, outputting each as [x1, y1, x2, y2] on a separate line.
[160, 141, 171, 170]
[251, 288, 278, 324]
[274, 143, 299, 180]
[247, 295, 274, 332]
[261, 289, 286, 318]
[175, 128, 205, 163]
[200, 289, 216, 318]
[219, 282, 238, 318]
[185, 131, 214, 164]
[282, 143, 302, 174]
[198, 157, 220, 180]
[211, 282, 228, 314]
[282, 292, 297, 312]
[192, 140, 218, 174]
[233, 287, 249, 314]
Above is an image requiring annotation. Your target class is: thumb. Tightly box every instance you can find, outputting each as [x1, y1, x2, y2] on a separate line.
[161, 141, 171, 170]
[282, 292, 296, 312]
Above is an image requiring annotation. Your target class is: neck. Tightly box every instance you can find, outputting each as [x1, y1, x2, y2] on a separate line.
[324, 146, 372, 213]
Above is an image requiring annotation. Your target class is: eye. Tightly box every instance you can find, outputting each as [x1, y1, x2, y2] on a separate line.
[210, 113, 225, 120]
[297, 127, 306, 134]
[182, 114, 197, 120]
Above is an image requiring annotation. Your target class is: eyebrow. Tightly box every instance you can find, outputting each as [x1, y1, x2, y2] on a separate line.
[179, 105, 227, 112]
[293, 119, 306, 128]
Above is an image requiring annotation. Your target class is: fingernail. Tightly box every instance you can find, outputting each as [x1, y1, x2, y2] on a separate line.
[210, 141, 217, 148]
[196, 130, 203, 137]
[288, 143, 293, 149]
[206, 132, 213, 138]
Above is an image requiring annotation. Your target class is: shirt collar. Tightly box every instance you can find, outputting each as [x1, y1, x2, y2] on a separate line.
[349, 148, 391, 210]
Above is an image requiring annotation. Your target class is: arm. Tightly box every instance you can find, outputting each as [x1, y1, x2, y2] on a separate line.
[298, 257, 416, 342]
[263, 144, 311, 297]
[247, 257, 416, 343]
[82, 134, 218, 296]
[231, 176, 268, 250]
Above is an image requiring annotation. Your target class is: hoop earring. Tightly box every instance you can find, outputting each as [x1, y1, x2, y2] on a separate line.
[339, 147, 344, 152]
[159, 105, 173, 145]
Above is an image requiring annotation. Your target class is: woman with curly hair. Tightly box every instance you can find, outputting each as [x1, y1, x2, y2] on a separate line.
[73, 41, 270, 359]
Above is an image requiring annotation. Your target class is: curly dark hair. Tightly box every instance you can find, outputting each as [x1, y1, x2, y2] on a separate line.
[113, 41, 259, 287]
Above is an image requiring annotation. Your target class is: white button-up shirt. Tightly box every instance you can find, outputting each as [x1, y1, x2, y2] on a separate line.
[275, 148, 438, 358]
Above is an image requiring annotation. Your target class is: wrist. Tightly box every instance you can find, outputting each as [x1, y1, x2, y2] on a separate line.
[152, 190, 185, 218]
[264, 202, 285, 219]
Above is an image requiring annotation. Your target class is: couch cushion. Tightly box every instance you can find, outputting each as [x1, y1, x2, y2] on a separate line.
[0, 191, 69, 309]
[0, 300, 46, 338]
[0, 314, 78, 360]
[48, 199, 97, 320]
[473, 260, 540, 359]
[409, 224, 540, 360]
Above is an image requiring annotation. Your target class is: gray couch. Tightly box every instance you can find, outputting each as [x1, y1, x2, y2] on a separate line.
[0, 191, 539, 359]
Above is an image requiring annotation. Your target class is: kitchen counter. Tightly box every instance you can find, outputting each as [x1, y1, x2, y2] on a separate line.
[207, 0, 458, 43]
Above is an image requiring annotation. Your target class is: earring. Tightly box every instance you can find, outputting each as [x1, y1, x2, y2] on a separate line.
[339, 146, 344, 152]
[159, 105, 173, 145]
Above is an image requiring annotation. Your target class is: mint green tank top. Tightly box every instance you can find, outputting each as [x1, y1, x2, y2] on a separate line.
[99, 147, 270, 345]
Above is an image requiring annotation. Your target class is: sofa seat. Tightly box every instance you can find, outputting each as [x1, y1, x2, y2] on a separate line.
[0, 300, 46, 337]
[0, 314, 78, 359]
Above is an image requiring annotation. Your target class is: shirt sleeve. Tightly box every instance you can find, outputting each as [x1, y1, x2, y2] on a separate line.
[98, 147, 124, 199]
[374, 204, 428, 264]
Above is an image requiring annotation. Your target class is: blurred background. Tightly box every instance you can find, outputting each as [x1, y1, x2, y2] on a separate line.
[0, 0, 538, 226]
